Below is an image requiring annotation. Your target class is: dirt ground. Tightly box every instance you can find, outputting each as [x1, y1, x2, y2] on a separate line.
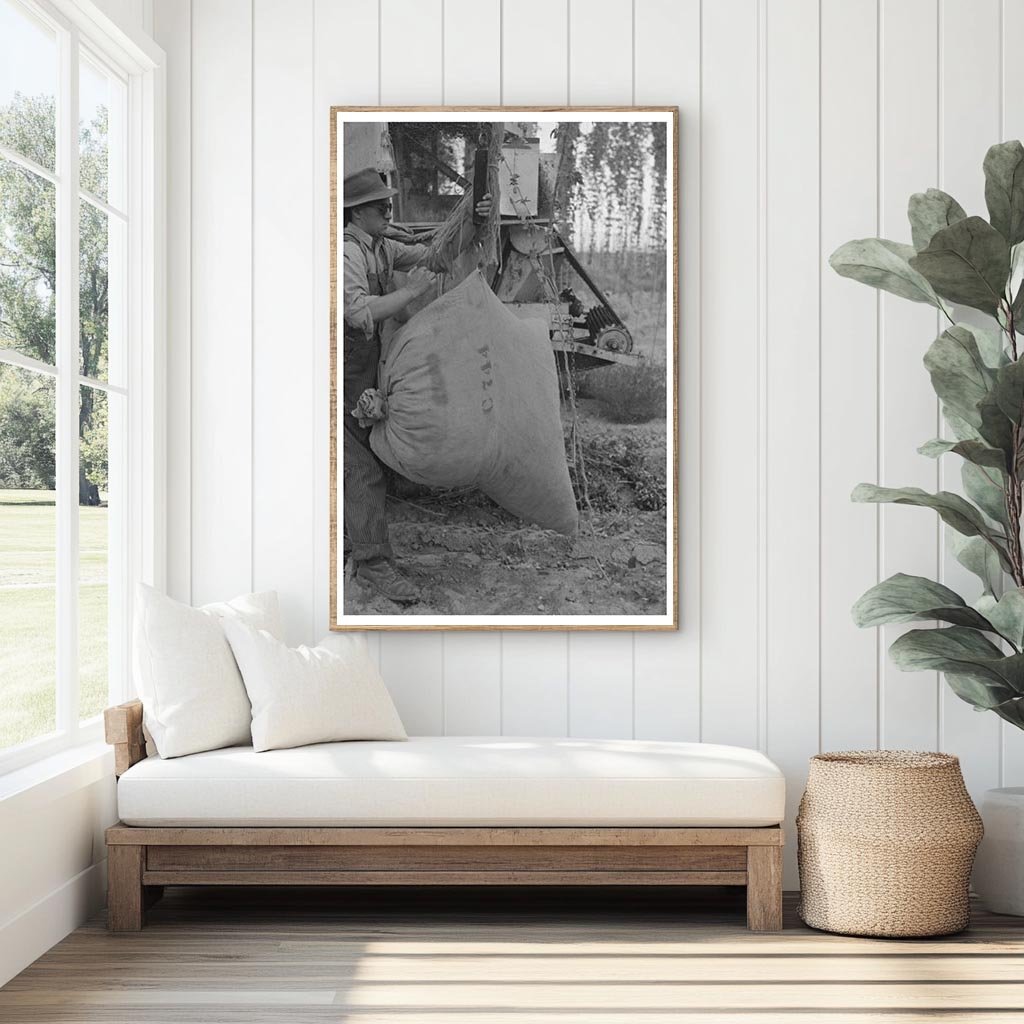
[342, 401, 669, 617]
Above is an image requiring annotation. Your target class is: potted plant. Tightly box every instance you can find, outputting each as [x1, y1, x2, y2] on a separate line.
[831, 140, 1024, 914]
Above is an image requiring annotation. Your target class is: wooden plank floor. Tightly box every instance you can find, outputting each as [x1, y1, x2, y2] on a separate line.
[2, 885, 1024, 1022]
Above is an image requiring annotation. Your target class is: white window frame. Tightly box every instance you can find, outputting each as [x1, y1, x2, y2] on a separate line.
[0, 0, 165, 776]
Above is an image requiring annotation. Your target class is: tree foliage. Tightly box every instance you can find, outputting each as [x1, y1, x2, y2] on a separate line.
[0, 92, 109, 498]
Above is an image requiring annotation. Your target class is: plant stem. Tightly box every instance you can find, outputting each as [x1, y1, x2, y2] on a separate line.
[1006, 305, 1024, 586]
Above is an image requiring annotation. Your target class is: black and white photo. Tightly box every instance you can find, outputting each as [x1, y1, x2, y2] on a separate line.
[330, 108, 678, 629]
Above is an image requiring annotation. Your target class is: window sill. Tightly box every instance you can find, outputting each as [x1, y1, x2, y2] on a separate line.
[0, 739, 114, 816]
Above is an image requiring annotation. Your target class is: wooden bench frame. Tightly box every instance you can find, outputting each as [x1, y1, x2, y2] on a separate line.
[104, 699, 784, 932]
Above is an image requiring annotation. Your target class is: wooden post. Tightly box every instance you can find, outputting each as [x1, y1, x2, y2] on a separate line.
[746, 845, 783, 931]
[107, 844, 145, 931]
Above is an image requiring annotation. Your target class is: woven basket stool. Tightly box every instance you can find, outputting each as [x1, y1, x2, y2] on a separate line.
[796, 751, 983, 938]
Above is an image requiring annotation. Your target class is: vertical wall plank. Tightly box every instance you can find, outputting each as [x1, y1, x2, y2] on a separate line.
[699, 0, 760, 750]
[631, 0, 700, 742]
[1002, 0, 1024, 786]
[497, 0, 572, 735]
[502, 633, 569, 735]
[764, 0, 820, 889]
[376, 0, 447, 725]
[562, 0, 636, 735]
[444, 637, 502, 734]
[381, 0, 443, 105]
[501, 0, 568, 104]
[253, 0, 315, 646]
[819, 0, 879, 754]
[312, 0, 378, 647]
[938, 0, 1002, 799]
[568, 0, 632, 103]
[568, 633, 634, 738]
[153, 0, 190, 604]
[440, 0, 504, 734]
[380, 633, 445, 734]
[877, 0, 940, 751]
[443, 0, 500, 106]
[190, 0, 252, 605]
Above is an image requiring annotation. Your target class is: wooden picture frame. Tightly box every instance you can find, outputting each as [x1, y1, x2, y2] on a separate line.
[330, 107, 679, 630]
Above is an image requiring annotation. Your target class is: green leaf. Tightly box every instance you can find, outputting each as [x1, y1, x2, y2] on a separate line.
[918, 437, 1007, 470]
[977, 391, 1016, 459]
[944, 671, 1024, 714]
[851, 483, 1009, 555]
[908, 188, 968, 251]
[889, 627, 1024, 706]
[950, 532, 1004, 597]
[1011, 277, 1024, 325]
[967, 321, 1011, 368]
[961, 461, 1009, 528]
[984, 140, 1024, 246]
[909, 216, 1011, 315]
[923, 325, 997, 428]
[852, 573, 995, 630]
[829, 238, 943, 307]
[1008, 241, 1024, 306]
[976, 589, 1024, 649]
[942, 406, 983, 442]
[993, 357, 1024, 423]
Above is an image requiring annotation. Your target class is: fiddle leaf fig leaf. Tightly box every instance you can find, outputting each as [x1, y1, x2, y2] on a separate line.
[962, 461, 1009, 528]
[968, 322, 1012, 368]
[1012, 277, 1024, 325]
[851, 483, 1011, 569]
[1008, 241, 1024, 306]
[888, 627, 1024, 704]
[852, 573, 994, 630]
[976, 589, 1024, 650]
[984, 140, 1024, 246]
[950, 532, 1004, 597]
[942, 406, 983, 442]
[977, 391, 1016, 458]
[909, 216, 1011, 315]
[908, 188, 968, 251]
[829, 238, 944, 307]
[943, 671, 1024, 713]
[918, 437, 1007, 471]
[993, 357, 1024, 423]
[923, 325, 997, 428]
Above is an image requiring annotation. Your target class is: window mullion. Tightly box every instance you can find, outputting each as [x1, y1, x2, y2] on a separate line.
[55, 23, 81, 735]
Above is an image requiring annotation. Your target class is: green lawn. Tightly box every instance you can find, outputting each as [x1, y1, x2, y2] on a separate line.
[0, 489, 109, 751]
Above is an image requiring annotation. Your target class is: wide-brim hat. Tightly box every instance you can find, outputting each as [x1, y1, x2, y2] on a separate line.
[343, 167, 399, 208]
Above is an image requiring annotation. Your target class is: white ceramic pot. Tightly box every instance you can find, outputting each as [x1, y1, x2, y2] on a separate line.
[973, 787, 1024, 916]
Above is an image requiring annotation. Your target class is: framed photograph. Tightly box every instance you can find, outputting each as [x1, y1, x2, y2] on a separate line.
[330, 107, 678, 630]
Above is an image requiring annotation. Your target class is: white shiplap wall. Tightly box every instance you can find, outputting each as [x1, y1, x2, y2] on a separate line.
[153, 0, 1024, 888]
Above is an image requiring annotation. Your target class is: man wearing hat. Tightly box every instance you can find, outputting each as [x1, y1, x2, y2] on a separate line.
[341, 166, 492, 604]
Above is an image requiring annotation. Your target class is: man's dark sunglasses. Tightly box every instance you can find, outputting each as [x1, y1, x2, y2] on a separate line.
[366, 200, 392, 214]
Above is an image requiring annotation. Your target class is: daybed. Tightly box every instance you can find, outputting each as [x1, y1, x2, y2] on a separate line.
[104, 699, 786, 932]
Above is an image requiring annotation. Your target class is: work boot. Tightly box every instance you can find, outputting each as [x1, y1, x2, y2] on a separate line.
[355, 557, 418, 605]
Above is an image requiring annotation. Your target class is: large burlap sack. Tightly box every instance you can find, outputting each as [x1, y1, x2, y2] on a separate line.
[369, 270, 578, 535]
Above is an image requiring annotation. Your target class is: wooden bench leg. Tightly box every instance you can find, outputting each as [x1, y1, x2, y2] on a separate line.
[107, 845, 145, 932]
[746, 845, 783, 931]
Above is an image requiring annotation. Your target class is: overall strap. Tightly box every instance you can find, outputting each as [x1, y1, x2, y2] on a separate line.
[343, 226, 395, 297]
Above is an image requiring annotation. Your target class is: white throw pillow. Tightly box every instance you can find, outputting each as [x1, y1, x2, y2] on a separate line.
[133, 583, 283, 758]
[222, 621, 407, 752]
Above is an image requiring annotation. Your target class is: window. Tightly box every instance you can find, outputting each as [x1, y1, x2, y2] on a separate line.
[0, 0, 161, 773]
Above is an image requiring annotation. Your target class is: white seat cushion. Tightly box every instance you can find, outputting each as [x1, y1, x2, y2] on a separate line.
[117, 736, 785, 827]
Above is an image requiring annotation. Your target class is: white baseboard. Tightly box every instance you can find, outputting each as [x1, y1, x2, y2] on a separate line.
[0, 858, 107, 987]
